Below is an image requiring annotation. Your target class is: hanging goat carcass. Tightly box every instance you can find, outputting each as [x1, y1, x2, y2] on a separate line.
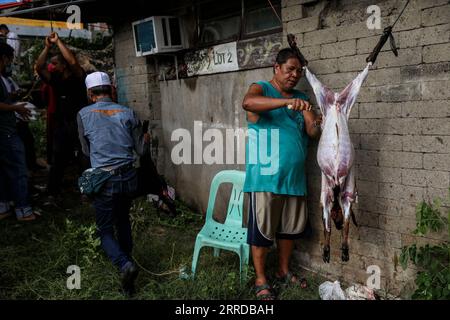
[286, 0, 404, 263]
[288, 33, 370, 262]
[305, 64, 370, 263]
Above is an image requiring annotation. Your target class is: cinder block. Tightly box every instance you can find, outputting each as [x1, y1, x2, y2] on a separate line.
[379, 215, 417, 234]
[307, 58, 339, 74]
[364, 68, 401, 87]
[316, 71, 358, 88]
[423, 43, 450, 63]
[383, 118, 423, 135]
[358, 165, 402, 183]
[378, 151, 423, 169]
[321, 39, 356, 58]
[422, 4, 450, 26]
[378, 83, 421, 102]
[282, 0, 307, 7]
[286, 16, 320, 34]
[401, 169, 450, 189]
[382, 9, 421, 32]
[402, 100, 450, 118]
[401, 62, 450, 83]
[338, 54, 369, 72]
[360, 134, 403, 151]
[336, 22, 380, 41]
[422, 80, 450, 100]
[403, 135, 450, 153]
[303, 28, 337, 46]
[300, 44, 321, 61]
[409, 0, 449, 10]
[357, 35, 392, 55]
[367, 197, 403, 217]
[378, 183, 425, 203]
[426, 187, 450, 206]
[359, 102, 402, 118]
[357, 180, 379, 197]
[420, 24, 450, 46]
[421, 118, 450, 135]
[356, 211, 380, 229]
[423, 154, 450, 171]
[398, 24, 450, 48]
[349, 119, 381, 134]
[375, 47, 422, 69]
[282, 4, 304, 22]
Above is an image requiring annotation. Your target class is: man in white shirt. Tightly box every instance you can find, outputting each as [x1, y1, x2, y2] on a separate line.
[0, 25, 20, 59]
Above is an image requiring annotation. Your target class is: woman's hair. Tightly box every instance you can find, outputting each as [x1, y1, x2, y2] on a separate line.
[275, 48, 301, 66]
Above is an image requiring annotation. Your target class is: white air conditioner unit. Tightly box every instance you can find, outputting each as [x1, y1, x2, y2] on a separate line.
[132, 16, 184, 56]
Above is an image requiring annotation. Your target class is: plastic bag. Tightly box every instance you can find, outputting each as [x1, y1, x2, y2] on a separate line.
[345, 284, 377, 300]
[15, 102, 38, 121]
[319, 280, 347, 300]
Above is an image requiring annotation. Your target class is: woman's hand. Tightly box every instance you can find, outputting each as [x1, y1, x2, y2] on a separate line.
[287, 98, 311, 111]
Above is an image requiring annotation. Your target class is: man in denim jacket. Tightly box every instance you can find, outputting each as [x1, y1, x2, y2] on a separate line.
[77, 71, 148, 296]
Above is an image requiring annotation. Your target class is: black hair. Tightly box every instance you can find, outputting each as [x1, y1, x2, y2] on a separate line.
[51, 53, 68, 65]
[0, 42, 14, 59]
[275, 48, 302, 66]
[90, 85, 112, 96]
[0, 24, 8, 31]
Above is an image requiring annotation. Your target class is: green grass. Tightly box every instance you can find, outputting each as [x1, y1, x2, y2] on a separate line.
[28, 115, 47, 160]
[0, 192, 323, 300]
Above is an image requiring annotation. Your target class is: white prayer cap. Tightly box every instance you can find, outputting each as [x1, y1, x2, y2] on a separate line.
[85, 71, 111, 89]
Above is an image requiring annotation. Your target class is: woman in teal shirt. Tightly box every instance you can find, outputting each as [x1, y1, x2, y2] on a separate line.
[242, 48, 321, 300]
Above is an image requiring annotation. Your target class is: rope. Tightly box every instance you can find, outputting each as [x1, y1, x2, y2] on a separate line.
[132, 256, 181, 277]
[391, 0, 411, 29]
[267, 0, 282, 25]
[366, 0, 409, 64]
[131, 242, 182, 277]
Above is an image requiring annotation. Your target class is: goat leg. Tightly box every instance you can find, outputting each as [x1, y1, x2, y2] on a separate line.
[340, 167, 356, 262]
[341, 217, 350, 262]
[321, 173, 333, 263]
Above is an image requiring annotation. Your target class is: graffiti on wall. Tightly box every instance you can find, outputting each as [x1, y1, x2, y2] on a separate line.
[237, 33, 282, 70]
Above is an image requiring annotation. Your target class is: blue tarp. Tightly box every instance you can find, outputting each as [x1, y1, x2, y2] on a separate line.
[0, 1, 20, 4]
[0, 1, 27, 8]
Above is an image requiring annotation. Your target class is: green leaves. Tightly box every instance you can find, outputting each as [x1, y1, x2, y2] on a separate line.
[400, 191, 450, 300]
[63, 218, 101, 267]
[413, 200, 446, 236]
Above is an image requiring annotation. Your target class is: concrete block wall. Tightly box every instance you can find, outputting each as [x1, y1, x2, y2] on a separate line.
[282, 0, 450, 296]
[113, 23, 164, 168]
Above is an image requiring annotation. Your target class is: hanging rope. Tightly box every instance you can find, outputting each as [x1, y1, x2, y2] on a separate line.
[49, 8, 54, 33]
[366, 0, 410, 64]
[392, 0, 411, 29]
[267, 0, 282, 25]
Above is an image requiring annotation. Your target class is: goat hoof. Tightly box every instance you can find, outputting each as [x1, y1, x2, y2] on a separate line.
[323, 246, 330, 263]
[341, 245, 349, 262]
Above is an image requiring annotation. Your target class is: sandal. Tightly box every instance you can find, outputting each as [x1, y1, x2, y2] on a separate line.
[17, 211, 41, 222]
[254, 283, 275, 300]
[275, 271, 308, 289]
[0, 211, 12, 221]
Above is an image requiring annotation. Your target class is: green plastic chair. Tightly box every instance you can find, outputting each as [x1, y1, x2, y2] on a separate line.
[190, 170, 249, 282]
